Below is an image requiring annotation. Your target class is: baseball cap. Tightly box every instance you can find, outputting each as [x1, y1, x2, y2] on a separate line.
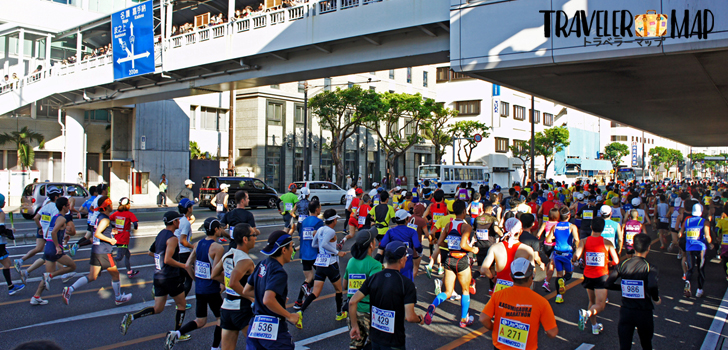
[395, 209, 411, 221]
[355, 188, 363, 195]
[351, 229, 377, 260]
[47, 186, 62, 195]
[119, 197, 133, 205]
[547, 192, 554, 200]
[576, 193, 584, 201]
[384, 241, 412, 260]
[713, 196, 721, 203]
[0, 193, 5, 206]
[299, 187, 310, 196]
[178, 198, 194, 208]
[288, 183, 297, 191]
[372, 182, 379, 187]
[395, 186, 401, 191]
[692, 203, 703, 216]
[600, 205, 612, 216]
[220, 183, 230, 190]
[510, 257, 534, 279]
[184, 179, 195, 186]
[261, 230, 293, 255]
[203, 217, 222, 234]
[596, 195, 603, 202]
[631, 198, 641, 206]
[163, 211, 183, 224]
[505, 217, 522, 235]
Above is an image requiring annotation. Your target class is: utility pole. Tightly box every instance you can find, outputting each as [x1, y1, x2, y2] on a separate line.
[529, 95, 535, 184]
[641, 131, 645, 182]
[227, 87, 234, 176]
[303, 81, 309, 181]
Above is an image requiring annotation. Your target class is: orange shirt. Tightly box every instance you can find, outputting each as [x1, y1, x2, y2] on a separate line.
[482, 285, 557, 350]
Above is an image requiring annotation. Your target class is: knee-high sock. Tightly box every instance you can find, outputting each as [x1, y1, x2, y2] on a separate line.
[77, 237, 92, 247]
[175, 310, 186, 331]
[461, 294, 471, 319]
[212, 325, 222, 348]
[70, 276, 88, 293]
[112, 281, 121, 298]
[300, 293, 317, 313]
[3, 268, 13, 288]
[124, 250, 132, 271]
[296, 281, 307, 303]
[179, 320, 198, 335]
[432, 293, 448, 308]
[132, 307, 155, 320]
[335, 292, 343, 313]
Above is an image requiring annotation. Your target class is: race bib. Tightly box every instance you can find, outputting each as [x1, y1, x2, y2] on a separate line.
[216, 204, 224, 212]
[285, 203, 293, 212]
[93, 236, 100, 245]
[621, 279, 645, 299]
[476, 229, 489, 241]
[494, 279, 514, 292]
[194, 260, 211, 279]
[371, 306, 395, 334]
[373, 199, 380, 205]
[722, 234, 728, 245]
[248, 315, 279, 341]
[446, 235, 462, 250]
[686, 229, 700, 240]
[585, 252, 605, 267]
[638, 215, 644, 223]
[433, 213, 444, 220]
[407, 222, 418, 230]
[314, 253, 334, 267]
[302, 227, 315, 240]
[358, 216, 366, 225]
[224, 270, 240, 296]
[625, 232, 636, 245]
[298, 215, 308, 223]
[583, 210, 593, 220]
[611, 217, 621, 223]
[659, 216, 669, 223]
[497, 317, 530, 350]
[459, 193, 467, 200]
[543, 216, 549, 222]
[348, 273, 366, 294]
[154, 253, 162, 271]
[115, 217, 126, 229]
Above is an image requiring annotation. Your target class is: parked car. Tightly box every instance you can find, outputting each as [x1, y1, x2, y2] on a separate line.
[292, 181, 347, 205]
[21, 183, 89, 220]
[199, 176, 279, 210]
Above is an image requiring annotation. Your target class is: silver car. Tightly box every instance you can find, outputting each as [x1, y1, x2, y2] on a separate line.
[292, 181, 347, 205]
[21, 182, 89, 219]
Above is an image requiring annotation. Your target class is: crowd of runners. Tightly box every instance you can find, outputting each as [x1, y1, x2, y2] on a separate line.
[1, 176, 727, 349]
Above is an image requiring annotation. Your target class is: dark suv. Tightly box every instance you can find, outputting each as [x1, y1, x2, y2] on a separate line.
[199, 176, 280, 210]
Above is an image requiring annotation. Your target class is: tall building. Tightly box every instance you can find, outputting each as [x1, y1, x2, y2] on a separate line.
[609, 122, 690, 180]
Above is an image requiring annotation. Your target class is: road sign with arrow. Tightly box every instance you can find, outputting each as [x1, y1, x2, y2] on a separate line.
[112, 1, 154, 80]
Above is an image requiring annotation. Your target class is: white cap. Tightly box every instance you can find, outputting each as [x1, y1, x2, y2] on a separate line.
[372, 182, 379, 187]
[401, 191, 407, 197]
[600, 205, 612, 216]
[300, 187, 310, 196]
[324, 213, 341, 222]
[692, 203, 703, 216]
[596, 195, 603, 202]
[576, 193, 584, 201]
[631, 198, 641, 206]
[395, 186, 401, 191]
[505, 217, 522, 235]
[510, 257, 534, 279]
[220, 183, 230, 189]
[184, 179, 195, 185]
[395, 209, 411, 221]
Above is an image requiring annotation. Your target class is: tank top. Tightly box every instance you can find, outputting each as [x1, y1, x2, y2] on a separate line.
[92, 213, 114, 254]
[153, 229, 181, 279]
[656, 202, 669, 223]
[670, 209, 680, 229]
[474, 215, 496, 242]
[648, 198, 656, 216]
[430, 202, 447, 224]
[634, 209, 646, 223]
[584, 236, 609, 278]
[296, 199, 310, 223]
[445, 220, 465, 255]
[601, 220, 619, 246]
[574, 203, 586, 227]
[457, 188, 469, 201]
[470, 202, 481, 218]
[684, 217, 706, 252]
[194, 239, 220, 294]
[611, 207, 623, 223]
[543, 220, 558, 239]
[495, 241, 521, 283]
[624, 219, 642, 247]
[46, 213, 66, 243]
[222, 248, 253, 310]
[215, 192, 227, 212]
[553, 222, 572, 253]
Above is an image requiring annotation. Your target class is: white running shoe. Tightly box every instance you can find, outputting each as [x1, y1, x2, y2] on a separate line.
[677, 252, 682, 259]
[434, 278, 442, 295]
[62, 272, 76, 283]
[450, 291, 461, 301]
[20, 270, 28, 285]
[43, 272, 51, 291]
[696, 289, 704, 298]
[115, 293, 132, 306]
[30, 297, 48, 305]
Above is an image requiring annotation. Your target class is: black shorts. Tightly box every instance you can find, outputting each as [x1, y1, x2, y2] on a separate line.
[154, 276, 185, 297]
[90, 253, 116, 269]
[314, 262, 341, 282]
[196, 292, 223, 318]
[302, 259, 315, 272]
[670, 227, 679, 233]
[445, 254, 471, 273]
[582, 275, 609, 290]
[679, 236, 687, 252]
[0, 244, 8, 260]
[474, 238, 495, 265]
[657, 222, 669, 230]
[220, 303, 254, 331]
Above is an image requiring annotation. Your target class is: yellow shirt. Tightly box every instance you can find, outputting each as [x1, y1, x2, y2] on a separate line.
[434, 214, 457, 232]
[717, 218, 728, 246]
[369, 204, 396, 236]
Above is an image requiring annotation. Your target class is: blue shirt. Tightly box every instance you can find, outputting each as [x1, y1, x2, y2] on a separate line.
[379, 225, 422, 281]
[537, 196, 546, 206]
[299, 216, 323, 261]
[553, 222, 572, 253]
[194, 239, 220, 294]
[684, 217, 706, 251]
[248, 257, 289, 334]
[602, 220, 620, 246]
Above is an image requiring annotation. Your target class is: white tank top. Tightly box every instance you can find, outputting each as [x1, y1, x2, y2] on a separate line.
[221, 249, 251, 310]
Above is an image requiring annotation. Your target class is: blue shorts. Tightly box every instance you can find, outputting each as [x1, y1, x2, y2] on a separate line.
[43, 241, 64, 262]
[552, 251, 573, 273]
[282, 213, 293, 229]
[36, 227, 43, 239]
[246, 328, 294, 350]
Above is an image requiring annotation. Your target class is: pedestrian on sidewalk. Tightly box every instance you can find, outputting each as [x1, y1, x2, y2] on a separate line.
[176, 179, 195, 203]
[158, 174, 168, 207]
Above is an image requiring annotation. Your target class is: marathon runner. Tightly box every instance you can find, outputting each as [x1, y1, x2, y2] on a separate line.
[424, 191, 451, 278]
[345, 189, 364, 241]
[72, 183, 109, 250]
[681, 203, 712, 298]
[63, 196, 132, 306]
[544, 207, 579, 303]
[119, 211, 188, 336]
[656, 194, 671, 250]
[349, 241, 423, 349]
[574, 217, 619, 335]
[290, 187, 310, 237]
[377, 210, 422, 281]
[279, 183, 299, 232]
[0, 193, 24, 296]
[480, 257, 558, 350]
[369, 191, 395, 239]
[211, 183, 230, 221]
[481, 218, 536, 296]
[221, 191, 259, 249]
[175, 198, 196, 305]
[538, 208, 560, 293]
[14, 186, 62, 275]
[716, 203, 728, 281]
[472, 203, 502, 293]
[164, 217, 226, 349]
[344, 228, 382, 350]
[109, 197, 139, 278]
[600, 205, 624, 255]
[293, 200, 322, 310]
[622, 210, 646, 258]
[243, 231, 302, 349]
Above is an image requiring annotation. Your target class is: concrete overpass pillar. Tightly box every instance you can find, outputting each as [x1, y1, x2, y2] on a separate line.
[64, 109, 85, 183]
[18, 28, 24, 75]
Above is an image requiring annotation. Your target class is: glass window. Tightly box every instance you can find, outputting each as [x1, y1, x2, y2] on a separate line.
[266, 101, 283, 126]
[266, 146, 281, 191]
[190, 105, 197, 129]
[39, 184, 46, 196]
[324, 78, 331, 91]
[436, 67, 449, 83]
[64, 184, 87, 197]
[495, 137, 509, 153]
[132, 172, 149, 195]
[529, 110, 541, 124]
[295, 105, 304, 125]
[500, 102, 509, 117]
[253, 179, 266, 190]
[513, 105, 526, 121]
[454, 100, 480, 116]
[298, 81, 305, 93]
[444, 168, 450, 181]
[271, 84, 280, 89]
[23, 185, 34, 197]
[348, 81, 354, 89]
[543, 113, 554, 126]
[406, 67, 412, 83]
[423, 71, 428, 87]
[389, 69, 395, 80]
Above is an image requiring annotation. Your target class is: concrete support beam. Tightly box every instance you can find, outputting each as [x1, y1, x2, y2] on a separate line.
[64, 109, 86, 183]
[18, 28, 24, 75]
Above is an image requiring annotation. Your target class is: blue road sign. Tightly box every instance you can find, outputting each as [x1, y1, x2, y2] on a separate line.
[631, 144, 638, 166]
[112, 1, 154, 80]
[492, 84, 500, 96]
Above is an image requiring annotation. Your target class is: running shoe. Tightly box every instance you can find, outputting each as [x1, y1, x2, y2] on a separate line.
[62, 287, 72, 305]
[659, 245, 666, 250]
[434, 279, 442, 295]
[426, 264, 432, 279]
[336, 311, 348, 321]
[69, 243, 78, 257]
[176, 303, 192, 310]
[592, 323, 604, 335]
[450, 292, 461, 301]
[557, 278, 566, 295]
[29, 296, 48, 305]
[164, 331, 180, 350]
[696, 289, 704, 298]
[578, 309, 588, 331]
[178, 334, 191, 342]
[459, 315, 474, 328]
[219, 238, 228, 243]
[115, 293, 132, 306]
[293, 301, 303, 310]
[684, 281, 692, 298]
[20, 270, 28, 284]
[469, 279, 476, 295]
[725, 261, 728, 276]
[127, 270, 140, 278]
[43, 272, 51, 291]
[8, 284, 25, 296]
[120, 313, 133, 335]
[541, 281, 551, 293]
[424, 305, 435, 325]
[682, 273, 686, 281]
[301, 283, 312, 297]
[295, 311, 303, 329]
[62, 272, 75, 283]
[677, 252, 682, 260]
[437, 266, 444, 275]
[555, 295, 564, 304]
[13, 259, 22, 274]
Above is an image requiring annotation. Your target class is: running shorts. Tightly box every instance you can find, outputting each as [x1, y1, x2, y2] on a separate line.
[582, 275, 609, 290]
[302, 259, 315, 272]
[153, 276, 185, 297]
[314, 262, 341, 282]
[552, 251, 573, 273]
[657, 222, 669, 230]
[220, 300, 254, 331]
[89, 253, 116, 269]
[445, 254, 470, 273]
[196, 292, 223, 318]
[0, 244, 8, 260]
[43, 242, 64, 262]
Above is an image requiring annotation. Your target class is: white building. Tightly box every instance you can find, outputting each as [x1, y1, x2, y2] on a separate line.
[609, 122, 690, 180]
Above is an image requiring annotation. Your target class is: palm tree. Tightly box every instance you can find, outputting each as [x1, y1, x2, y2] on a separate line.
[0, 126, 45, 170]
[189, 141, 202, 159]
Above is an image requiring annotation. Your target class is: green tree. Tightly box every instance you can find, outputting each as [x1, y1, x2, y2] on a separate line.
[0, 126, 46, 169]
[450, 120, 490, 165]
[603, 142, 630, 180]
[509, 140, 531, 184]
[189, 141, 202, 159]
[309, 86, 368, 185]
[648, 147, 682, 179]
[421, 104, 456, 164]
[534, 126, 570, 176]
[361, 92, 436, 186]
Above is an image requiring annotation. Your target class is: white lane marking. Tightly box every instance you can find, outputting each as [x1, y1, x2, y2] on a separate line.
[0, 294, 195, 334]
[575, 344, 595, 350]
[0, 263, 156, 286]
[294, 326, 349, 350]
[700, 284, 728, 350]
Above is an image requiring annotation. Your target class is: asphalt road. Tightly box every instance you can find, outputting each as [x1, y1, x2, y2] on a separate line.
[1, 209, 726, 350]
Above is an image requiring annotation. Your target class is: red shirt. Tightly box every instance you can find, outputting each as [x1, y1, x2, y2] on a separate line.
[357, 204, 371, 228]
[348, 197, 361, 227]
[541, 200, 556, 221]
[109, 211, 138, 245]
[583, 236, 610, 278]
